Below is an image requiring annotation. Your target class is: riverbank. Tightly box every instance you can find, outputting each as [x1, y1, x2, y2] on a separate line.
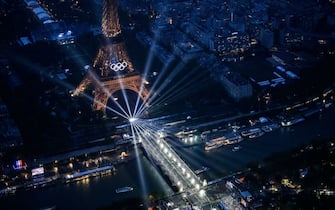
[0, 142, 139, 199]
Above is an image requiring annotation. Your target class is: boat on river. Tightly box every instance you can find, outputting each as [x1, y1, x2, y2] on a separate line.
[241, 128, 262, 137]
[116, 186, 133, 193]
[222, 134, 243, 145]
[232, 145, 242, 152]
[261, 123, 280, 132]
[281, 116, 305, 127]
[194, 166, 209, 175]
[204, 141, 225, 151]
[248, 130, 265, 139]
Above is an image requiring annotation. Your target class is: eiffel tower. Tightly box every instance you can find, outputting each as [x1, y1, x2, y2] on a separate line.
[73, 0, 148, 115]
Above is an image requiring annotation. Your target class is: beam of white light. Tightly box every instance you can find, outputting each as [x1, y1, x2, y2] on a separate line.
[133, 38, 158, 118]
[76, 70, 131, 119]
[3, 50, 131, 119]
[2, 31, 134, 122]
[133, 122, 204, 193]
[132, 27, 176, 117]
[139, 0, 176, 106]
[4, 50, 77, 91]
[146, 65, 209, 116]
[132, 59, 175, 118]
[92, 81, 130, 119]
[133, 132, 181, 195]
[83, 77, 133, 120]
[129, 122, 149, 208]
[133, 121, 200, 174]
[172, 141, 206, 171]
[131, 124, 182, 188]
[133, 60, 186, 117]
[104, 104, 129, 119]
[130, 120, 163, 136]
[135, 62, 205, 117]
[147, 66, 201, 106]
[145, 60, 185, 100]
[140, 55, 175, 105]
[144, 55, 175, 99]
[152, 62, 203, 102]
[63, 63, 132, 119]
[132, 77, 149, 119]
[116, 1, 209, 202]
[115, 73, 133, 118]
[74, 86, 130, 119]
[132, 122, 188, 171]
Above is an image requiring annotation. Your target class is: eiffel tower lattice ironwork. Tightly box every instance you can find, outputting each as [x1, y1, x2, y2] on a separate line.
[73, 0, 148, 115]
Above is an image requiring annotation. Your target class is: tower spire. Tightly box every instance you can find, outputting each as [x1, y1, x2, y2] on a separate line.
[102, 0, 121, 38]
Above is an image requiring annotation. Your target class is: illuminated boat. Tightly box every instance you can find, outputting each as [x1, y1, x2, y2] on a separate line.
[116, 186, 133, 193]
[248, 131, 264, 139]
[208, 136, 226, 143]
[232, 145, 242, 152]
[194, 166, 209, 175]
[222, 134, 243, 145]
[261, 125, 272, 132]
[241, 128, 261, 137]
[64, 165, 114, 183]
[261, 123, 280, 132]
[204, 141, 224, 151]
[0, 186, 16, 196]
[25, 177, 55, 189]
[281, 116, 305, 127]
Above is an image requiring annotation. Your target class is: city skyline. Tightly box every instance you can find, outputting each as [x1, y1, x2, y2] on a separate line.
[1, 0, 335, 209]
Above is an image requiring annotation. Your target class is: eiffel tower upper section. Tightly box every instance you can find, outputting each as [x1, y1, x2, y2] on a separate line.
[94, 0, 134, 79]
[102, 0, 121, 38]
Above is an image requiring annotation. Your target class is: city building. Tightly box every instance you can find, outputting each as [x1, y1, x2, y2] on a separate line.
[259, 27, 274, 49]
[220, 71, 253, 101]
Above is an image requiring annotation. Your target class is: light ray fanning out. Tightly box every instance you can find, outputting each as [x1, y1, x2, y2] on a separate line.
[133, 60, 187, 117]
[133, 38, 158, 118]
[129, 123, 149, 207]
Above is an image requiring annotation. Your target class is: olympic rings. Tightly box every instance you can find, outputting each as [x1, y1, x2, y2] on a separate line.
[110, 61, 128, 71]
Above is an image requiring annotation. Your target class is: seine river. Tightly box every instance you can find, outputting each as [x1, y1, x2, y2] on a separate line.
[1, 107, 335, 210]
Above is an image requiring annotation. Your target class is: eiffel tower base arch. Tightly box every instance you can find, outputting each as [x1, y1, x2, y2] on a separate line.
[92, 73, 148, 115]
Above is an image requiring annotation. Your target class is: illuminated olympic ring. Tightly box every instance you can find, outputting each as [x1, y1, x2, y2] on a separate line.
[110, 61, 128, 71]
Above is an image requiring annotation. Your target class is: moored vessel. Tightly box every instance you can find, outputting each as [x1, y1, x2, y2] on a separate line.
[241, 128, 261, 137]
[222, 134, 243, 145]
[232, 145, 242, 152]
[204, 141, 224, 151]
[194, 166, 210, 175]
[116, 186, 133, 193]
[64, 165, 114, 183]
[248, 131, 265, 139]
[281, 116, 305, 127]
